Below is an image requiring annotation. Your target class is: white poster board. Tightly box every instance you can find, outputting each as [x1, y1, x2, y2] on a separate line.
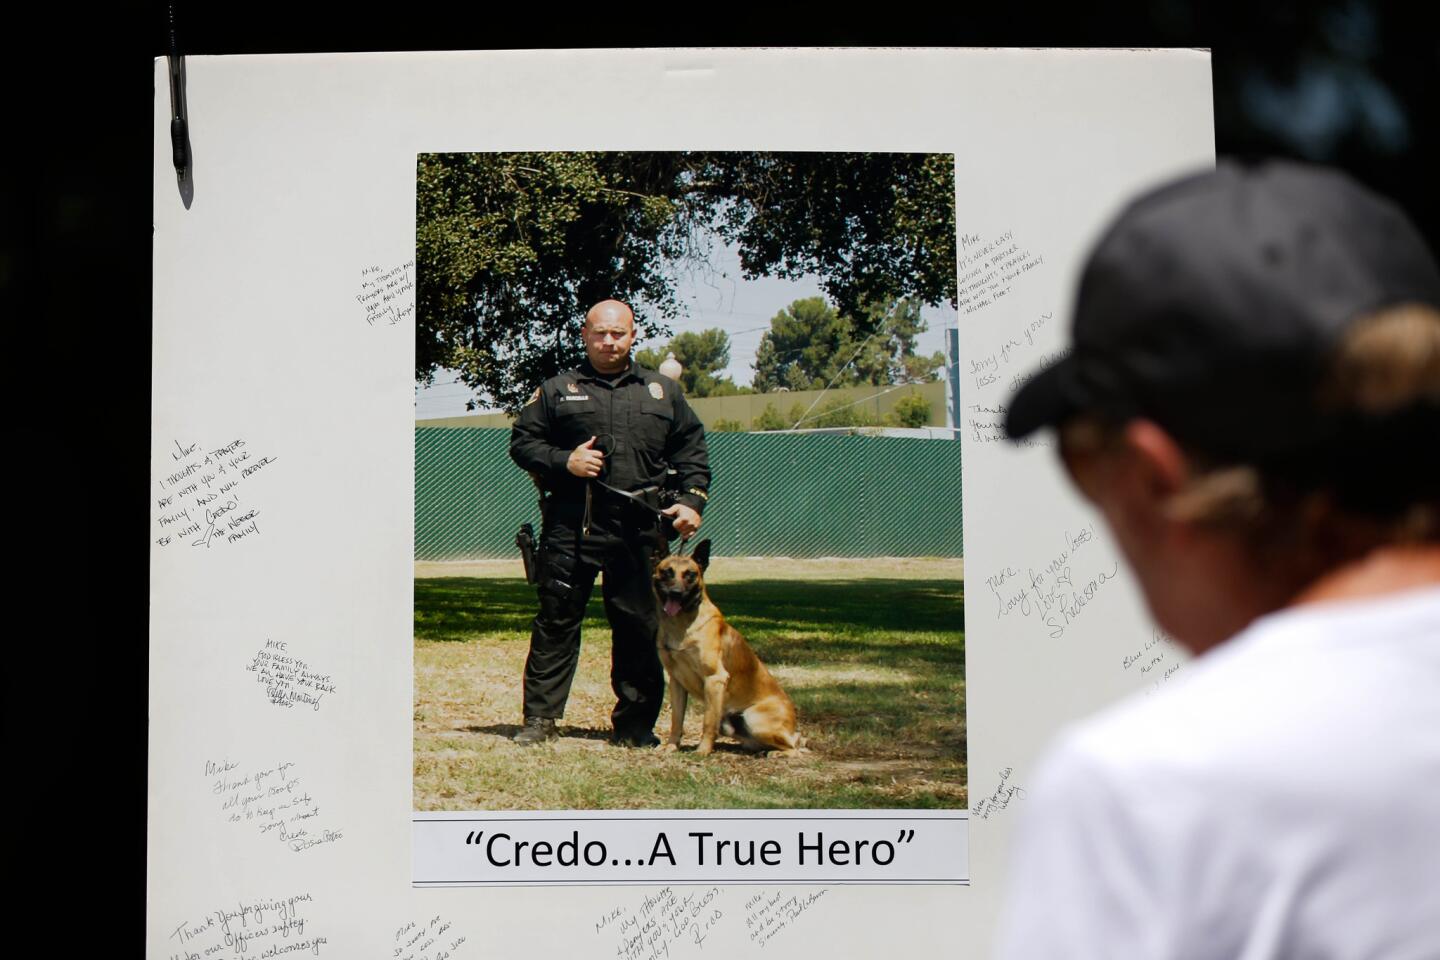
[150, 48, 1213, 959]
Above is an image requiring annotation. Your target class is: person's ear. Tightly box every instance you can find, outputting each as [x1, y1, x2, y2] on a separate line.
[1122, 420, 1191, 504]
[1064, 419, 1193, 534]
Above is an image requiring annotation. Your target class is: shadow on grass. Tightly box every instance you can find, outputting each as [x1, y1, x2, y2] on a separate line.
[465, 722, 618, 744]
[795, 680, 967, 753]
[416, 574, 967, 807]
[416, 577, 965, 646]
[463, 723, 760, 756]
[414, 578, 548, 641]
[707, 579, 964, 635]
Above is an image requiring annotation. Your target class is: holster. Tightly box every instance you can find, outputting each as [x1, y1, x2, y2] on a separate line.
[526, 473, 550, 584]
[515, 522, 538, 584]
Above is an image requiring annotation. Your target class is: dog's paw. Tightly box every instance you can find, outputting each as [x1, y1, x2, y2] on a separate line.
[696, 742, 714, 756]
[661, 742, 679, 753]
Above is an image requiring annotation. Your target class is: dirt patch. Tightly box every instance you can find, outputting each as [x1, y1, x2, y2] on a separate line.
[417, 559, 526, 579]
[414, 564, 966, 809]
[770, 664, 920, 687]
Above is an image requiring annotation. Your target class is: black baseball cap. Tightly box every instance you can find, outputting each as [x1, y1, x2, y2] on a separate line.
[1005, 159, 1440, 484]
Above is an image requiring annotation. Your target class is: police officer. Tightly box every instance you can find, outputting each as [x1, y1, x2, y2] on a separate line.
[509, 299, 710, 747]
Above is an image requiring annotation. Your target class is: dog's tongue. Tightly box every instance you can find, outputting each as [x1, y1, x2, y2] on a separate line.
[664, 599, 682, 617]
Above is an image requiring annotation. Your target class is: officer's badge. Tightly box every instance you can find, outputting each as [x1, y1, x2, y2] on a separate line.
[648, 382, 664, 400]
[566, 382, 580, 394]
[525, 388, 540, 406]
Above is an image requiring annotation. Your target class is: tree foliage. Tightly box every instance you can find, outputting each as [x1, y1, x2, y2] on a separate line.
[802, 399, 887, 429]
[744, 393, 931, 432]
[416, 152, 705, 410]
[417, 151, 956, 411]
[752, 296, 946, 393]
[710, 152, 958, 325]
[746, 398, 889, 431]
[635, 328, 750, 397]
[892, 393, 933, 428]
[752, 403, 789, 432]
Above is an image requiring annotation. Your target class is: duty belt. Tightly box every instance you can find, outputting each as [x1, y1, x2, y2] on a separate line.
[582, 479, 664, 537]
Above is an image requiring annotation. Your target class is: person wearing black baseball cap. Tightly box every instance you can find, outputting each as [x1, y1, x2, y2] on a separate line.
[993, 160, 1440, 958]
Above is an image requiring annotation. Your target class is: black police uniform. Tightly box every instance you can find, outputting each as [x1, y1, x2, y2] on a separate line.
[509, 359, 710, 739]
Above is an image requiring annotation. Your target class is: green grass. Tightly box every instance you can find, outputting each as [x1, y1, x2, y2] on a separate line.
[414, 570, 965, 810]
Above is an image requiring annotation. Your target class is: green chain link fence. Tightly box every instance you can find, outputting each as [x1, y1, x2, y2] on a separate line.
[415, 428, 963, 559]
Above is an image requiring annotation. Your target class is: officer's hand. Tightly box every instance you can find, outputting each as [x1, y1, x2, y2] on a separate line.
[662, 503, 701, 539]
[567, 436, 606, 478]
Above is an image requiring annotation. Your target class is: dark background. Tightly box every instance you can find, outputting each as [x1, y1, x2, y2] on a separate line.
[9, 1, 1433, 948]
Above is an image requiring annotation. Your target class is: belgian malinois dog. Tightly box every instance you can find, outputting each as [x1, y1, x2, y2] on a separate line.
[652, 540, 804, 756]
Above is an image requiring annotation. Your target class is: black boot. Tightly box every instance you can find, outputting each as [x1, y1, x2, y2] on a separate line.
[610, 728, 660, 748]
[513, 717, 559, 746]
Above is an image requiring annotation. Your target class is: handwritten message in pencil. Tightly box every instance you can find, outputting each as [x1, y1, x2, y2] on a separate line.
[1127, 629, 1187, 695]
[247, 638, 339, 712]
[597, 886, 730, 960]
[358, 260, 416, 327]
[169, 892, 325, 958]
[744, 888, 830, 949]
[206, 757, 344, 854]
[155, 438, 278, 550]
[956, 229, 1045, 317]
[393, 914, 469, 960]
[970, 767, 1026, 820]
[986, 523, 1122, 640]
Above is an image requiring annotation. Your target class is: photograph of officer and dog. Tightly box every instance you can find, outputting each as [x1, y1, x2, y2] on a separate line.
[414, 151, 965, 810]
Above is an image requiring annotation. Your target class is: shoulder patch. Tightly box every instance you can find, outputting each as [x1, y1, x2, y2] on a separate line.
[648, 381, 664, 400]
[525, 388, 540, 406]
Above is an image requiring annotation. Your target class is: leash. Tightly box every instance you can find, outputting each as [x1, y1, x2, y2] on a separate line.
[581, 479, 695, 552]
[595, 479, 666, 514]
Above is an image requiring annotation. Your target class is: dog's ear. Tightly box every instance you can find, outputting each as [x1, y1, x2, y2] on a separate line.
[692, 539, 712, 572]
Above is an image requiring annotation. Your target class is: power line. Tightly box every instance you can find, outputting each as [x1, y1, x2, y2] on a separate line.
[789, 382, 911, 427]
[786, 313, 902, 428]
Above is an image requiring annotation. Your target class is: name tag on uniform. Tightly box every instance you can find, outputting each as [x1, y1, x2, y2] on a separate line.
[559, 395, 591, 402]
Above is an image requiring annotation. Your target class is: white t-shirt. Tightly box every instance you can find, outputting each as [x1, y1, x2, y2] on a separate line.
[993, 587, 1440, 960]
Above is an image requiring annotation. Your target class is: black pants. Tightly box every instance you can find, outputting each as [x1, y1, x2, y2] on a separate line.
[523, 501, 668, 735]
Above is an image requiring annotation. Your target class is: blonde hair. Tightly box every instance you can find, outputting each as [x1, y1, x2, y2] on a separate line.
[1061, 303, 1440, 564]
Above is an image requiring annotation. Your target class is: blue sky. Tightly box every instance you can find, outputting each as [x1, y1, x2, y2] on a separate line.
[414, 240, 954, 419]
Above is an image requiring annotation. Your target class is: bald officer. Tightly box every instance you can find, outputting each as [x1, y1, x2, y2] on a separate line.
[509, 300, 710, 747]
